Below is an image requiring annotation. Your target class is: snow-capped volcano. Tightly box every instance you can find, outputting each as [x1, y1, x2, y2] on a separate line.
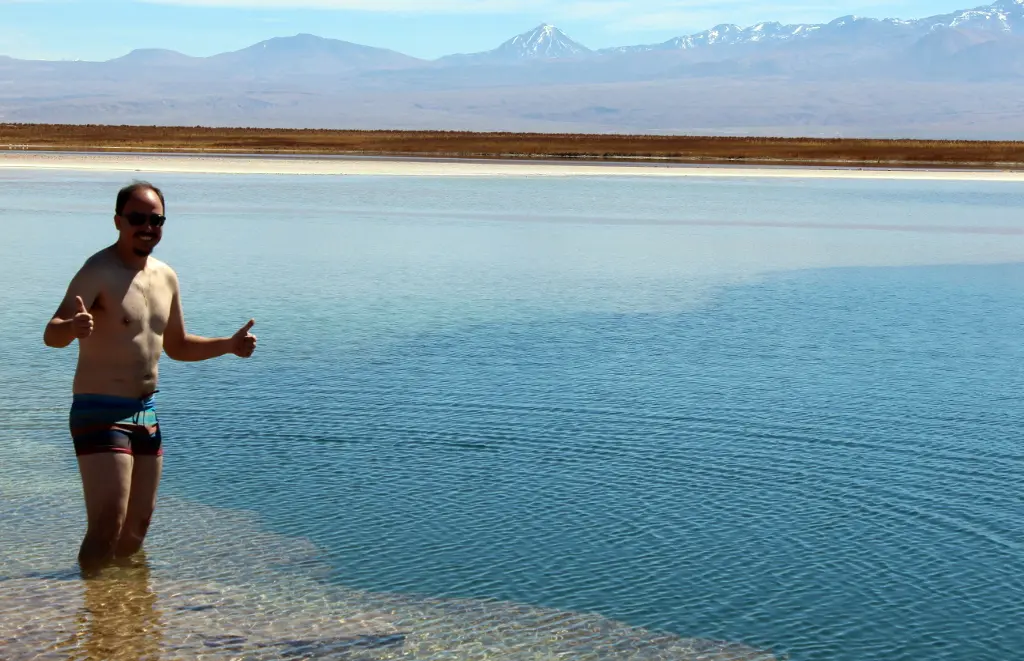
[495, 24, 591, 60]
[439, 24, 591, 64]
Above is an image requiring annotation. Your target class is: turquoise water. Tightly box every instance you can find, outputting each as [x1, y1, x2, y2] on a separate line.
[2, 168, 1024, 660]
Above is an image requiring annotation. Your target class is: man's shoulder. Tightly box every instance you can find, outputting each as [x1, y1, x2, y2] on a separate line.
[79, 247, 115, 274]
[149, 258, 179, 284]
[150, 257, 176, 275]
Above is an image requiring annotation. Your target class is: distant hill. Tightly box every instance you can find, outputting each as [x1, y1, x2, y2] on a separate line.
[206, 34, 423, 75]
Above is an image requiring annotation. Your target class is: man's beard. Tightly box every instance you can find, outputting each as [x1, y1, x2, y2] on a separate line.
[133, 233, 157, 257]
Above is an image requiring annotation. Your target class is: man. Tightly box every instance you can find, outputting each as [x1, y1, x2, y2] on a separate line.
[43, 181, 257, 571]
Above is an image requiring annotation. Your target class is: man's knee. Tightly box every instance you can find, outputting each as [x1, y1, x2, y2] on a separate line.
[115, 511, 154, 557]
[123, 512, 152, 543]
[86, 503, 127, 545]
[134, 512, 153, 537]
[79, 511, 125, 569]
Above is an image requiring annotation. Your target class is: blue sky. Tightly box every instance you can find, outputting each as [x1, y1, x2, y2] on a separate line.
[1, 0, 980, 61]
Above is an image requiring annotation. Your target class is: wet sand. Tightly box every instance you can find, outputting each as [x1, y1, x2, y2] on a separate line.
[2, 151, 1024, 181]
[0, 570, 779, 661]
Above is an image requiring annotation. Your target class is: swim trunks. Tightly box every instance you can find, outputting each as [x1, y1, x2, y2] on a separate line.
[68, 393, 163, 457]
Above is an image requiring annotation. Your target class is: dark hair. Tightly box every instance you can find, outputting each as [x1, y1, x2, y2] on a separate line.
[116, 181, 165, 215]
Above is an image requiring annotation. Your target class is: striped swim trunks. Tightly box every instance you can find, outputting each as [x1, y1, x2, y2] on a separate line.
[68, 393, 163, 457]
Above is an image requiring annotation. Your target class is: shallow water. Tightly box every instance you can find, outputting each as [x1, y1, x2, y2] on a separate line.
[1, 170, 1023, 660]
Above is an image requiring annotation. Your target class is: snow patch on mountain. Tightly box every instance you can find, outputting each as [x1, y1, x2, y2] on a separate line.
[600, 0, 1023, 53]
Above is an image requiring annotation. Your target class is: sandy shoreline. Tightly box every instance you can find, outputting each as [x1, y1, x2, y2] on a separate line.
[3, 151, 1024, 181]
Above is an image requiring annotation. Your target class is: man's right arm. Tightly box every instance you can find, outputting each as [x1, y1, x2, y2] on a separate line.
[44, 265, 100, 349]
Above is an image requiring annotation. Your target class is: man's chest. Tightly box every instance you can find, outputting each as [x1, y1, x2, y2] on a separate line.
[98, 271, 173, 333]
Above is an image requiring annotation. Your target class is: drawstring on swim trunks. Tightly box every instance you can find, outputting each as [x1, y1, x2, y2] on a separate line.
[132, 390, 158, 425]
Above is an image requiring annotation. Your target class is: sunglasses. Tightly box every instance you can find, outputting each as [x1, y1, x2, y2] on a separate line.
[123, 212, 166, 227]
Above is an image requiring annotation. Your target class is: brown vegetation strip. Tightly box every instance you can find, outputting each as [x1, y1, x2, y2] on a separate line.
[3, 123, 1024, 169]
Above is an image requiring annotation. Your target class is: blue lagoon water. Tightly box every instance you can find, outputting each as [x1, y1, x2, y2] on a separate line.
[1, 167, 1023, 660]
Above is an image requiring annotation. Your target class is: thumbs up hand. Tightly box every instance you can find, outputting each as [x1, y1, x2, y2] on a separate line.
[72, 296, 94, 339]
[231, 319, 257, 358]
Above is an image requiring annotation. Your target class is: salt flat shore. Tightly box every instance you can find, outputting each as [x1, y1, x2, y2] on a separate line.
[3, 151, 1024, 181]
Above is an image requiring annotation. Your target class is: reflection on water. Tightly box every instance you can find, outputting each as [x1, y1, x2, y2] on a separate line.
[77, 560, 161, 661]
[63, 558, 162, 661]
[1, 573, 403, 661]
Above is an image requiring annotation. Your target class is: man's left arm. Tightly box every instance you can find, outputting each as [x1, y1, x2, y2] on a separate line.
[163, 270, 257, 362]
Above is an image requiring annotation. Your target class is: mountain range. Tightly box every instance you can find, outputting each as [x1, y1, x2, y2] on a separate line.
[604, 0, 1024, 53]
[2, 0, 1024, 138]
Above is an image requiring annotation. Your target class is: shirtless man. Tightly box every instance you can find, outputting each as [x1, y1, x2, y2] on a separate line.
[44, 181, 257, 572]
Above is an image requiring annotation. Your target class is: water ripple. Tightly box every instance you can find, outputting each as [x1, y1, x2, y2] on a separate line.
[4, 175, 1024, 661]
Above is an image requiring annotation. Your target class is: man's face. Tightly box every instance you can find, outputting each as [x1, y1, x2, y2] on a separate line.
[115, 189, 165, 257]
